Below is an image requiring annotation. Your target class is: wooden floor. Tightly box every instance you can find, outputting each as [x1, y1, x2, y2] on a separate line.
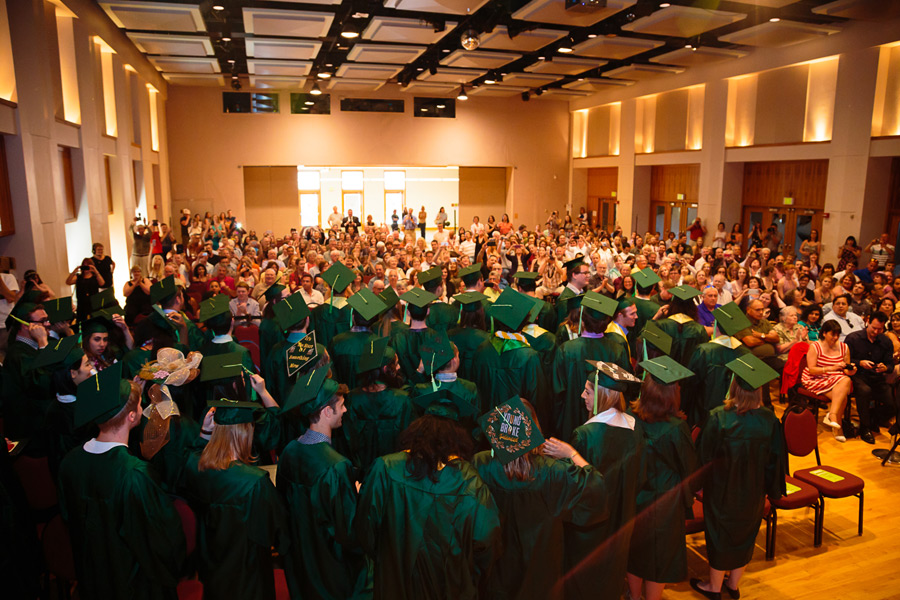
[663, 403, 900, 600]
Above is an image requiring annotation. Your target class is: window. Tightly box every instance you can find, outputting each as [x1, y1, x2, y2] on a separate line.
[414, 97, 455, 118]
[384, 170, 405, 224]
[298, 170, 320, 227]
[58, 146, 77, 221]
[222, 92, 280, 113]
[290, 93, 330, 114]
[0, 137, 14, 236]
[341, 170, 364, 217]
[340, 98, 404, 113]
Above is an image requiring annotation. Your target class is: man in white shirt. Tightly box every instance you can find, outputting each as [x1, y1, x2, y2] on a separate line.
[0, 269, 19, 359]
[460, 232, 476, 262]
[865, 233, 895, 269]
[821, 294, 865, 342]
[299, 273, 325, 308]
[327, 206, 343, 231]
[711, 274, 733, 305]
[229, 282, 261, 326]
[433, 223, 449, 246]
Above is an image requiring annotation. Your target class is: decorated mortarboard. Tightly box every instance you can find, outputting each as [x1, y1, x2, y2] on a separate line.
[401, 287, 437, 309]
[479, 396, 545, 465]
[632, 268, 661, 288]
[639, 355, 694, 385]
[563, 255, 586, 273]
[273, 291, 311, 331]
[263, 283, 286, 302]
[419, 336, 455, 378]
[459, 263, 484, 284]
[347, 288, 388, 321]
[44, 296, 74, 324]
[320, 261, 355, 293]
[586, 360, 641, 393]
[378, 286, 401, 311]
[713, 302, 753, 337]
[454, 291, 488, 313]
[580, 291, 618, 319]
[413, 388, 478, 421]
[418, 266, 443, 289]
[89, 287, 118, 312]
[198, 294, 231, 323]
[75, 362, 131, 429]
[669, 285, 702, 301]
[641, 321, 673, 356]
[285, 331, 318, 378]
[30, 334, 82, 370]
[200, 351, 253, 383]
[282, 363, 339, 416]
[487, 288, 534, 331]
[150, 275, 179, 305]
[726, 353, 779, 391]
[357, 336, 395, 373]
[208, 397, 261, 426]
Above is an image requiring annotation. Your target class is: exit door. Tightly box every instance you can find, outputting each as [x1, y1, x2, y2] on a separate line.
[651, 201, 698, 239]
[742, 206, 823, 257]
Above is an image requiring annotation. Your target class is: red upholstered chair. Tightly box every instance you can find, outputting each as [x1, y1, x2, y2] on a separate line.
[783, 406, 865, 541]
[172, 497, 197, 558]
[41, 514, 76, 599]
[766, 475, 822, 560]
[274, 568, 291, 600]
[233, 323, 261, 372]
[177, 580, 203, 600]
[13, 454, 59, 529]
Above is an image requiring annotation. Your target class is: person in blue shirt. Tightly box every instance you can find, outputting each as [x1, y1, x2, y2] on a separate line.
[697, 287, 721, 337]
[853, 258, 880, 284]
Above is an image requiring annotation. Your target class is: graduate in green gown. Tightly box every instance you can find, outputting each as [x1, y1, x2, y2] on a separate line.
[310, 262, 356, 350]
[625, 365, 698, 600]
[631, 269, 666, 359]
[197, 295, 256, 370]
[151, 276, 209, 351]
[258, 288, 288, 377]
[410, 337, 481, 439]
[343, 337, 414, 473]
[58, 363, 186, 600]
[691, 355, 786, 600]
[604, 298, 638, 368]
[2, 302, 53, 444]
[277, 364, 370, 600]
[447, 291, 492, 382]
[265, 291, 325, 401]
[474, 396, 608, 600]
[178, 392, 289, 600]
[513, 270, 556, 332]
[564, 363, 644, 600]
[356, 390, 501, 600]
[420, 266, 458, 333]
[653, 285, 710, 367]
[390, 287, 445, 385]
[554, 256, 589, 330]
[81, 309, 135, 371]
[551, 291, 627, 441]
[520, 292, 558, 411]
[331, 288, 386, 388]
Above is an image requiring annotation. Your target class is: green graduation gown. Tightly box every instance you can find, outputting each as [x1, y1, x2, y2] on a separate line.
[472, 452, 609, 600]
[356, 452, 501, 600]
[390, 326, 443, 385]
[135, 415, 204, 493]
[655, 317, 710, 367]
[426, 301, 459, 333]
[626, 416, 698, 583]
[179, 453, 288, 600]
[277, 439, 369, 600]
[551, 335, 631, 442]
[410, 377, 481, 439]
[331, 330, 379, 389]
[310, 301, 350, 351]
[2, 339, 52, 441]
[684, 342, 750, 427]
[698, 406, 785, 570]
[58, 444, 186, 600]
[343, 385, 415, 473]
[631, 297, 661, 358]
[566, 417, 644, 600]
[267, 339, 327, 405]
[199, 337, 256, 372]
[447, 326, 491, 382]
[258, 317, 287, 373]
[472, 337, 548, 414]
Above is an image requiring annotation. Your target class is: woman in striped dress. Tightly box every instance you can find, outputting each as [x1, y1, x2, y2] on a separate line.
[800, 319, 857, 442]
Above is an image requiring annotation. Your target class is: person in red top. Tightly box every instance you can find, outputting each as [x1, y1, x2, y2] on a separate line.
[208, 262, 236, 298]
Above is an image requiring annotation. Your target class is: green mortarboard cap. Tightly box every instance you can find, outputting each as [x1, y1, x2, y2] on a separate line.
[401, 287, 437, 310]
[418, 267, 443, 289]
[459, 263, 483, 284]
[632, 268, 661, 288]
[7, 301, 37, 329]
[198, 294, 231, 322]
[200, 351, 250, 383]
[413, 388, 478, 421]
[89, 288, 118, 312]
[347, 288, 387, 321]
[487, 288, 533, 331]
[263, 283, 286, 302]
[616, 297, 635, 314]
[713, 302, 753, 337]
[273, 292, 311, 331]
[282, 363, 339, 416]
[478, 396, 545, 465]
[563, 255, 586, 272]
[641, 321, 673, 355]
[149, 305, 176, 333]
[30, 335, 82, 370]
[454, 291, 488, 312]
[150, 276, 178, 305]
[321, 262, 355, 293]
[378, 287, 401, 311]
[208, 398, 261, 425]
[586, 360, 641, 393]
[581, 291, 617, 318]
[525, 296, 544, 324]
[669, 285, 701, 301]
[83, 313, 113, 336]
[726, 354, 780, 391]
[639, 355, 694, 385]
[44, 297, 74, 324]
[419, 336, 455, 376]
[357, 337, 395, 373]
[513, 271, 541, 282]
[19, 290, 43, 305]
[75, 362, 131, 429]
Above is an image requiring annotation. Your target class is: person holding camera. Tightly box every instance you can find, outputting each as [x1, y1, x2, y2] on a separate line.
[66, 259, 106, 321]
[800, 319, 857, 443]
[130, 216, 152, 277]
[845, 311, 896, 444]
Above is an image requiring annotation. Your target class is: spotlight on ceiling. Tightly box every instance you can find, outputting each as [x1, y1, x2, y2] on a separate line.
[429, 65, 438, 76]
[231, 78, 241, 91]
[769, 17, 780, 22]
[437, 104, 446, 109]
[461, 28, 480, 51]
[341, 21, 360, 39]
[521, 91, 530, 101]
[457, 86, 468, 101]
[317, 70, 332, 79]
[310, 82, 322, 96]
[484, 72, 497, 85]
[221, 36, 231, 43]
[558, 37, 574, 53]
[212, 4, 225, 11]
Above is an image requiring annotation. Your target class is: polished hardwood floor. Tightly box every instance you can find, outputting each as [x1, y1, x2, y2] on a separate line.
[665, 403, 900, 600]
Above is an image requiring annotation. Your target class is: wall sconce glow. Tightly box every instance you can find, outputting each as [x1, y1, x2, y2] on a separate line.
[124, 64, 136, 73]
[93, 36, 116, 54]
[101, 51, 117, 136]
[147, 85, 160, 152]
[57, 14, 81, 123]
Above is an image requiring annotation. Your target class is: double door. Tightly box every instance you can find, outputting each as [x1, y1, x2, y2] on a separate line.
[742, 206, 823, 257]
[650, 201, 698, 239]
[587, 197, 617, 232]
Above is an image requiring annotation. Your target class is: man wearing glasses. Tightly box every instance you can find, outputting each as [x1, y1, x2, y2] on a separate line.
[1, 303, 52, 444]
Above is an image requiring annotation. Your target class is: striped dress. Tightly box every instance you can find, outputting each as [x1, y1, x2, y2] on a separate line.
[800, 340, 848, 394]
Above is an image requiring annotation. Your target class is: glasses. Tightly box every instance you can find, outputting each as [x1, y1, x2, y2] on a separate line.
[29, 318, 50, 324]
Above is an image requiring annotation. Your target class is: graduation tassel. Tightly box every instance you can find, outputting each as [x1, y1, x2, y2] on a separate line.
[593, 370, 599, 415]
[578, 305, 584, 336]
[458, 305, 462, 325]
[430, 355, 438, 392]
[349, 308, 354, 327]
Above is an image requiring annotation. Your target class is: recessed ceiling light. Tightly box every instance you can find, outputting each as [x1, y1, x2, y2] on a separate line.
[442, 48, 450, 53]
[659, 2, 670, 7]
[326, 63, 333, 67]
[437, 104, 445, 108]
[221, 37, 231, 42]
[417, 67, 424, 71]
[212, 5, 225, 11]
[769, 17, 780, 22]
[232, 75, 238, 79]
[305, 101, 314, 105]
[588, 34, 597, 39]
[227, 59, 235, 64]
[420, 108, 427, 111]
[317, 72, 332, 79]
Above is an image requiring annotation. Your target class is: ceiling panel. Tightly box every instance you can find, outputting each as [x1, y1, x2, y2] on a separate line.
[562, 77, 634, 91]
[537, 88, 592, 99]
[247, 60, 313, 77]
[440, 50, 522, 69]
[162, 73, 225, 87]
[101, 2, 205, 32]
[468, 85, 529, 97]
[149, 56, 220, 74]
[383, 0, 492, 15]
[346, 44, 428, 64]
[572, 36, 664, 60]
[243, 8, 334, 38]
[362, 17, 455, 44]
[245, 38, 322, 60]
[263, 0, 342, 4]
[728, 0, 802, 6]
[327, 78, 386, 92]
[524, 56, 605, 75]
[649, 46, 748, 67]
[604, 64, 685, 80]
[500, 72, 563, 87]
[812, 0, 900, 20]
[479, 26, 567, 52]
[718, 20, 840, 47]
[622, 6, 747, 37]
[249, 75, 306, 90]
[336, 63, 403, 79]
[512, 0, 637, 27]
[126, 33, 213, 56]
[399, 81, 458, 94]
[417, 67, 487, 83]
